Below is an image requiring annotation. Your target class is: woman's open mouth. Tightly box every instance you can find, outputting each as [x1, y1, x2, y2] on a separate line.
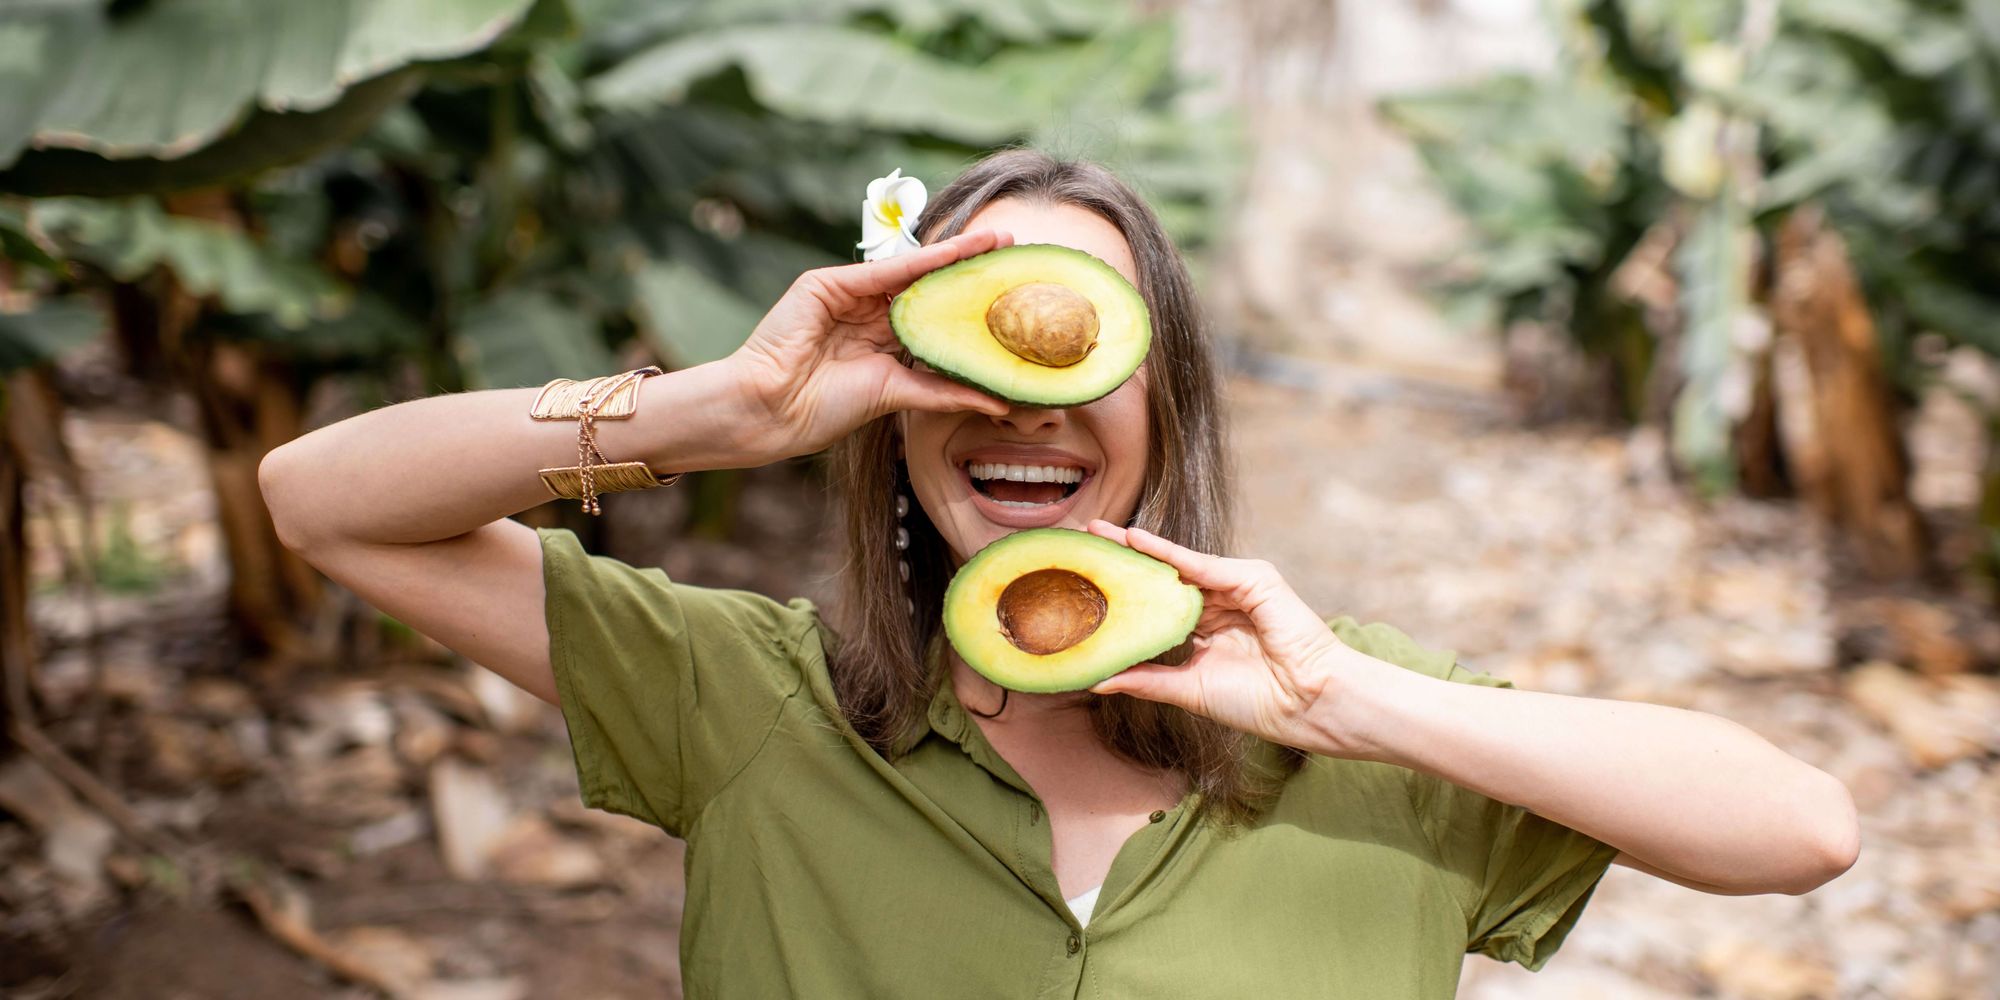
[964, 461, 1086, 508]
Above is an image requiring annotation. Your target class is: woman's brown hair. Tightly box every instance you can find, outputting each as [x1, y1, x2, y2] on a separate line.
[826, 148, 1306, 829]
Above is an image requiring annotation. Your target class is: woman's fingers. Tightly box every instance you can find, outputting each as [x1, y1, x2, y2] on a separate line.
[879, 363, 1009, 417]
[1083, 521, 1332, 648]
[1089, 660, 1198, 709]
[1084, 520, 1130, 546]
[1084, 521, 1259, 596]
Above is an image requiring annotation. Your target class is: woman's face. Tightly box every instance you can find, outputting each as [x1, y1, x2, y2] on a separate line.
[899, 198, 1151, 565]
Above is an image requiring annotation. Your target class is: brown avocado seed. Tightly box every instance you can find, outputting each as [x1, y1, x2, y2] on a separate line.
[997, 568, 1108, 655]
[984, 282, 1100, 368]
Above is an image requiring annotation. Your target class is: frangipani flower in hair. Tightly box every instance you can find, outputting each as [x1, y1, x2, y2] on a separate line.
[858, 168, 926, 261]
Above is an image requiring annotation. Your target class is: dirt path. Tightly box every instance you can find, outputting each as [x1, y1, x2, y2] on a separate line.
[1230, 376, 2000, 999]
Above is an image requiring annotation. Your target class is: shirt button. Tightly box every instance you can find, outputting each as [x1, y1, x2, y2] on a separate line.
[1066, 933, 1081, 956]
[1149, 810, 1166, 823]
[1029, 803, 1042, 824]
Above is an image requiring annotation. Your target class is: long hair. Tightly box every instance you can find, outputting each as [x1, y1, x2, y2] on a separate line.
[825, 149, 1306, 829]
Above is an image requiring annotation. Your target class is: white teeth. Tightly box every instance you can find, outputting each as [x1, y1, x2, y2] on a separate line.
[966, 462, 1084, 484]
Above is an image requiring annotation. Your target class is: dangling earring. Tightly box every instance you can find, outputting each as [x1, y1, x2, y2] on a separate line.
[894, 487, 913, 619]
[898, 467, 1007, 719]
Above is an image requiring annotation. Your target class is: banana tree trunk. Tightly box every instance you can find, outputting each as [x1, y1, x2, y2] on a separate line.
[1770, 206, 1928, 579]
[1, 381, 29, 749]
[190, 337, 321, 659]
[108, 249, 322, 658]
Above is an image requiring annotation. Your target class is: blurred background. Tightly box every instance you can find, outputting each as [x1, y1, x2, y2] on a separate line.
[1, 0, 1996, 996]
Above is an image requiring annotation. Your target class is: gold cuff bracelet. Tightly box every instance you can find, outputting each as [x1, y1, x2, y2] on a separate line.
[532, 366, 680, 515]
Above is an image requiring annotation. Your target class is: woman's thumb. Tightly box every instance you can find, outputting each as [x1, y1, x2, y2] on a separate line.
[1091, 663, 1188, 707]
[885, 367, 1008, 417]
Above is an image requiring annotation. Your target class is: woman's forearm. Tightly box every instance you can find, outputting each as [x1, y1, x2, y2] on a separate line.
[260, 358, 762, 549]
[1310, 651, 1859, 895]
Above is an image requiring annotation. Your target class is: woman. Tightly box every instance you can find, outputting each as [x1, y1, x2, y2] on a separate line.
[261, 150, 1858, 997]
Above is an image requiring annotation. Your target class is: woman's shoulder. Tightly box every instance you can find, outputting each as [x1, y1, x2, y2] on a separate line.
[538, 526, 824, 639]
[536, 526, 832, 712]
[1324, 614, 1510, 689]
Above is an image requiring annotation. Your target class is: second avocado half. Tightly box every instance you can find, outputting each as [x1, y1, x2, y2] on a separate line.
[944, 528, 1201, 693]
[890, 244, 1151, 407]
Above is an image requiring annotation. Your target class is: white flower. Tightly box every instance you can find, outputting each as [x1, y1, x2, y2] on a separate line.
[857, 168, 926, 261]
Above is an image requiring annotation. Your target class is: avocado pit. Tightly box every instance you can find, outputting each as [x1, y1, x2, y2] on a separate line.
[985, 282, 1100, 368]
[996, 568, 1107, 655]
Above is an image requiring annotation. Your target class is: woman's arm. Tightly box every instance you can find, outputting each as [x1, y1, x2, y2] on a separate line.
[257, 365, 761, 702]
[261, 366, 761, 550]
[1317, 657, 1859, 896]
[1081, 521, 1859, 898]
[260, 230, 1011, 704]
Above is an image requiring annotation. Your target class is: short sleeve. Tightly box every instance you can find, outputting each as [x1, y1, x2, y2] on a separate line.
[538, 527, 818, 838]
[1328, 616, 1620, 971]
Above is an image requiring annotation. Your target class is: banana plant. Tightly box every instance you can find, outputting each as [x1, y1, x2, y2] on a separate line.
[1385, 0, 1994, 580]
[0, 0, 563, 657]
[0, 0, 1242, 656]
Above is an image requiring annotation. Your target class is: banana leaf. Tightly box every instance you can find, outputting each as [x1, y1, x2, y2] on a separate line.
[0, 299, 103, 373]
[587, 24, 1035, 143]
[632, 259, 762, 369]
[1671, 190, 1753, 494]
[0, 0, 545, 166]
[455, 287, 615, 388]
[0, 204, 61, 272]
[34, 198, 348, 329]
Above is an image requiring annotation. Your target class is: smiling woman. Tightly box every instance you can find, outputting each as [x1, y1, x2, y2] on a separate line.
[259, 147, 1858, 999]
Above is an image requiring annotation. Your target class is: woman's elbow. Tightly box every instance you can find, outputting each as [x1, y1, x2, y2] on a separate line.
[1779, 769, 1860, 895]
[258, 440, 318, 554]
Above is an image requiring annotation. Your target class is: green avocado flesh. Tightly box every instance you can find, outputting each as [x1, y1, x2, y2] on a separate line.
[890, 244, 1151, 407]
[943, 528, 1202, 693]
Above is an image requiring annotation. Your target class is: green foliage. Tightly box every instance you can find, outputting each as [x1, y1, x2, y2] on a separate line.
[632, 260, 765, 369]
[35, 198, 348, 328]
[276, 0, 1227, 390]
[91, 501, 177, 594]
[0, 298, 102, 374]
[0, 0, 1236, 411]
[591, 25, 1039, 143]
[456, 287, 616, 388]
[1387, 0, 2000, 484]
[0, 0, 543, 165]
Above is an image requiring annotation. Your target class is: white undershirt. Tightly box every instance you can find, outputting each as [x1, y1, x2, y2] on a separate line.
[1065, 884, 1103, 927]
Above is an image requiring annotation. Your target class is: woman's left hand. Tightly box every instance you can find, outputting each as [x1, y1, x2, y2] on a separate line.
[1083, 520, 1370, 752]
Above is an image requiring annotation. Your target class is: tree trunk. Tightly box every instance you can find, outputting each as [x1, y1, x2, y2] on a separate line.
[1770, 206, 1928, 578]
[185, 335, 320, 660]
[125, 190, 328, 662]
[0, 382, 29, 750]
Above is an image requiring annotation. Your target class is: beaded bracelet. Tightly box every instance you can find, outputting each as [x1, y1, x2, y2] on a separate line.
[531, 366, 682, 514]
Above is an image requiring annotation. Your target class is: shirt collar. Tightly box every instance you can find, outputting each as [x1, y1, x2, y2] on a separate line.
[883, 632, 965, 756]
[904, 635, 1039, 798]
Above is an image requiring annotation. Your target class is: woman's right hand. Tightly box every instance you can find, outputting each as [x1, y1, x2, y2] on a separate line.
[723, 229, 1014, 463]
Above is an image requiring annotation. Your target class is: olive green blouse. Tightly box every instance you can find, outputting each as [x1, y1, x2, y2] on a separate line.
[538, 528, 1618, 999]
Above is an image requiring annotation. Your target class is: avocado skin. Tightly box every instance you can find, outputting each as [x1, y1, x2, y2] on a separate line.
[890, 244, 1150, 408]
[920, 352, 1125, 408]
[944, 527, 1202, 693]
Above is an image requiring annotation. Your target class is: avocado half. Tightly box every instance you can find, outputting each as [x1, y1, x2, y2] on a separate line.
[890, 244, 1151, 407]
[944, 528, 1202, 693]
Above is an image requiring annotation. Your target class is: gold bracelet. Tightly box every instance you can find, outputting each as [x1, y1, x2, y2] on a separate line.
[538, 463, 684, 502]
[530, 366, 662, 420]
[530, 366, 680, 515]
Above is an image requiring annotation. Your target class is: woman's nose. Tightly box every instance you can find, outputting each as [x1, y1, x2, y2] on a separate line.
[991, 403, 1065, 435]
